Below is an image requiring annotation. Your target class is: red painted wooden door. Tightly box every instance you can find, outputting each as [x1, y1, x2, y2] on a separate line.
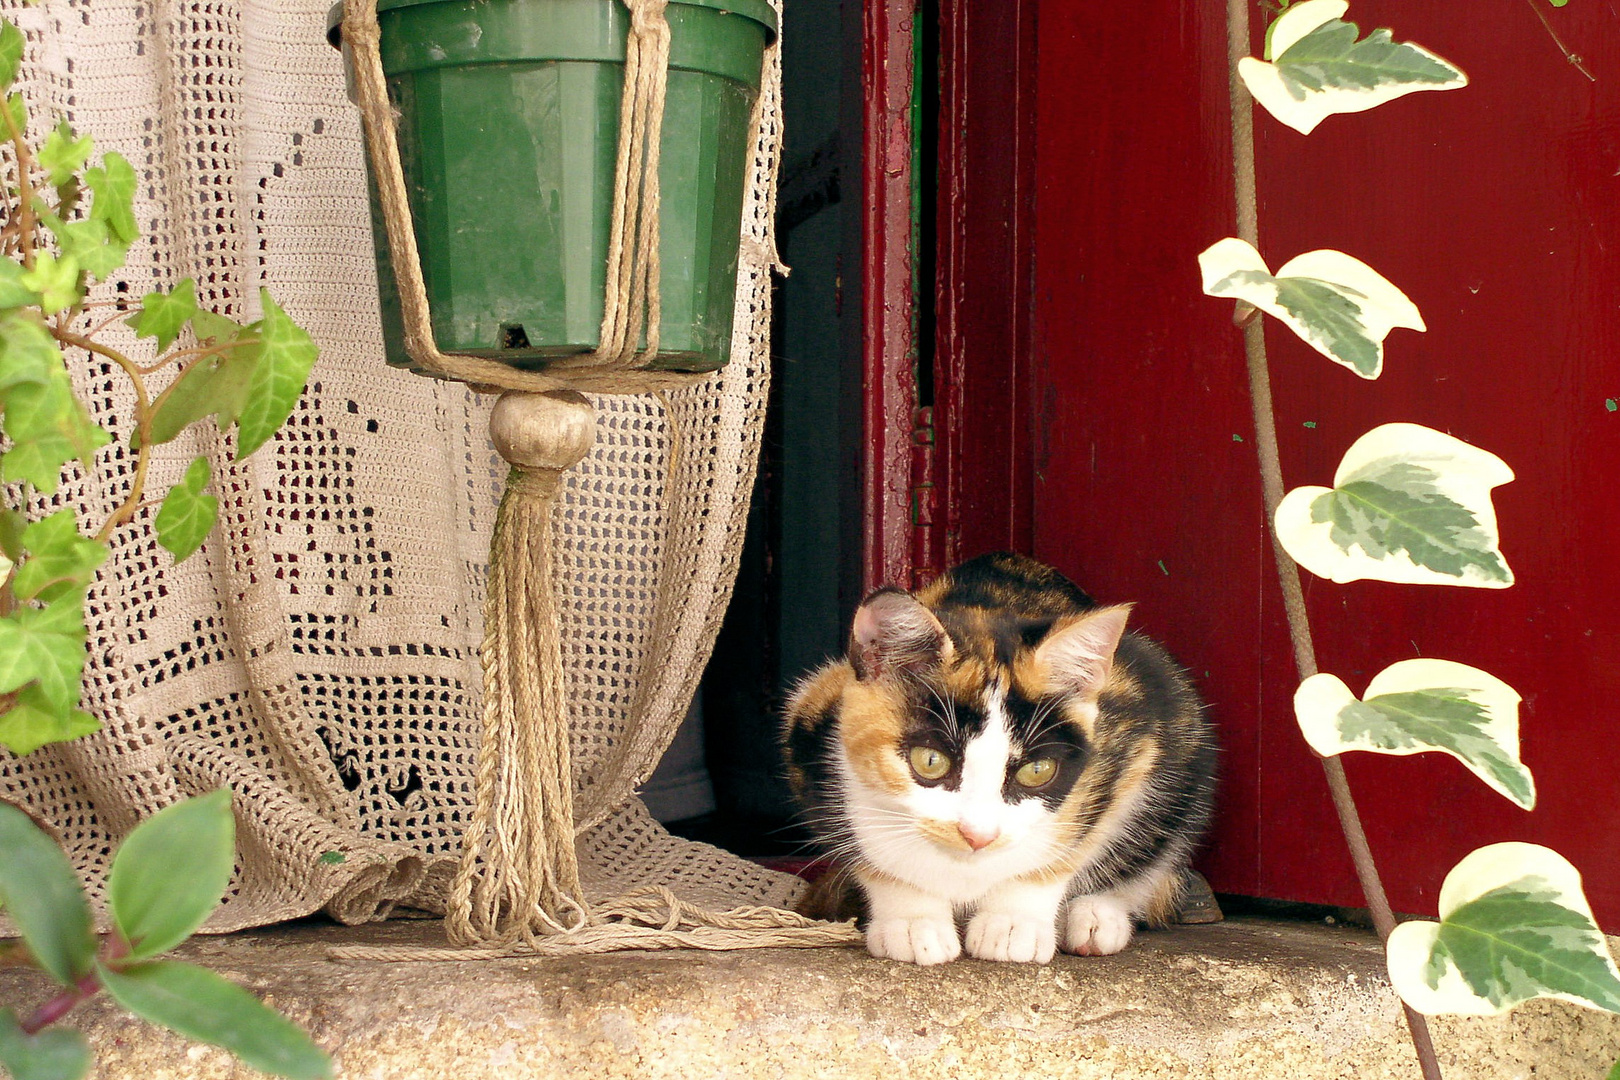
[1027, 2, 1620, 926]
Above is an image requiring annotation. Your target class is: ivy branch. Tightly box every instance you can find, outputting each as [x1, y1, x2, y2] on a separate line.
[0, 15, 316, 760]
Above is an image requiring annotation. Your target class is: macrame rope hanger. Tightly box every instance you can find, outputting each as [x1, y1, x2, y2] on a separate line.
[336, 0, 859, 958]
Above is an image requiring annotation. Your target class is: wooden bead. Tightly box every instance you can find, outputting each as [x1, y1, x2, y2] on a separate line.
[489, 390, 596, 473]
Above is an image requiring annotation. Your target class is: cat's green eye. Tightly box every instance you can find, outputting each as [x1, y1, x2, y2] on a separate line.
[909, 745, 952, 781]
[1015, 758, 1057, 789]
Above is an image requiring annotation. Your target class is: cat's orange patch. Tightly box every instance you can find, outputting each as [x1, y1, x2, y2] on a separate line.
[1139, 868, 1183, 926]
[839, 681, 911, 795]
[915, 817, 979, 852]
[1011, 649, 1052, 699]
[942, 657, 990, 704]
[1103, 666, 1145, 707]
[786, 663, 849, 731]
[1050, 738, 1163, 874]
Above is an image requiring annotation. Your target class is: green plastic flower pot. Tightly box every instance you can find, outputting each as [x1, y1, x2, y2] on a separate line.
[342, 0, 776, 374]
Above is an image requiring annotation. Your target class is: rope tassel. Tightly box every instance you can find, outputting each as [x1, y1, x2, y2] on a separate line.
[447, 391, 599, 946]
[424, 391, 863, 958]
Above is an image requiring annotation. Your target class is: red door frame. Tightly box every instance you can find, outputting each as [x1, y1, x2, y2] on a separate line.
[860, 0, 921, 594]
[861, 0, 1038, 594]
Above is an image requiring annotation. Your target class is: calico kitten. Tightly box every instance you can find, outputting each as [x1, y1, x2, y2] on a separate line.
[782, 552, 1216, 965]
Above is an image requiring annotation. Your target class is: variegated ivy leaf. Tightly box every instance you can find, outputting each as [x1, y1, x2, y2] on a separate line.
[1198, 238, 1422, 379]
[1388, 843, 1620, 1016]
[1239, 0, 1468, 135]
[1295, 659, 1533, 808]
[1275, 422, 1513, 588]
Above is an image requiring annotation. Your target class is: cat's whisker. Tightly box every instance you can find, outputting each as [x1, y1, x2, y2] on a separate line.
[1020, 697, 1074, 750]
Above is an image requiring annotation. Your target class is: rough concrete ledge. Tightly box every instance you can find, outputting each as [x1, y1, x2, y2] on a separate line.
[3, 916, 1617, 1079]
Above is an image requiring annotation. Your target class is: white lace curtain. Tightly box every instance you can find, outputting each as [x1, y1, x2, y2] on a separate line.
[0, 0, 799, 931]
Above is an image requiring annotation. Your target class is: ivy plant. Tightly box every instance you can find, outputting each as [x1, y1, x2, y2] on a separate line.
[0, 793, 332, 1080]
[0, 14, 315, 755]
[0, 13, 329, 1080]
[1207, 0, 1618, 1072]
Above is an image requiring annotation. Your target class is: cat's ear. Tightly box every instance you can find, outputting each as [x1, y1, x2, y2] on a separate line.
[1035, 604, 1132, 697]
[849, 588, 953, 680]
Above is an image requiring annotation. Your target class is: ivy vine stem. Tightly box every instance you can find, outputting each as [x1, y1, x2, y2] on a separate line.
[1525, 0, 1595, 82]
[1221, 1, 1443, 1077]
[2, 94, 36, 270]
[52, 328, 154, 544]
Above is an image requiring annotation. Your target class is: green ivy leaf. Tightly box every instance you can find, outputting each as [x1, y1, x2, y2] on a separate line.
[1254, 272, 1380, 374]
[107, 789, 235, 960]
[19, 250, 81, 313]
[0, 801, 95, 986]
[40, 213, 127, 283]
[0, 309, 60, 388]
[97, 960, 333, 1080]
[84, 152, 137, 245]
[1275, 424, 1514, 589]
[0, 257, 41, 309]
[37, 121, 92, 191]
[3, 92, 26, 139]
[1609, 1056, 1620, 1080]
[140, 335, 255, 450]
[0, 1010, 92, 1080]
[235, 292, 316, 459]
[189, 308, 241, 346]
[11, 510, 107, 604]
[1295, 660, 1532, 809]
[1430, 882, 1620, 1009]
[2, 373, 111, 493]
[0, 684, 100, 755]
[127, 278, 198, 354]
[1241, 0, 1467, 134]
[0, 506, 28, 561]
[0, 589, 87, 713]
[0, 21, 23, 94]
[1349, 691, 1531, 802]
[153, 456, 217, 564]
[1389, 844, 1620, 1016]
[1310, 462, 1510, 583]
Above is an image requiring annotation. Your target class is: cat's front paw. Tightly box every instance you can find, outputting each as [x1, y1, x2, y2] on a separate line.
[1062, 895, 1135, 956]
[866, 916, 961, 965]
[965, 910, 1057, 964]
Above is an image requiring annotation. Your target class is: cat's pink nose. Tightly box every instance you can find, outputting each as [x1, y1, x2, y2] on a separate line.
[958, 823, 1000, 851]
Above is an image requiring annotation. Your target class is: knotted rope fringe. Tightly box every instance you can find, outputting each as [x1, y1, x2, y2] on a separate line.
[340, 0, 701, 396]
[446, 467, 589, 947]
